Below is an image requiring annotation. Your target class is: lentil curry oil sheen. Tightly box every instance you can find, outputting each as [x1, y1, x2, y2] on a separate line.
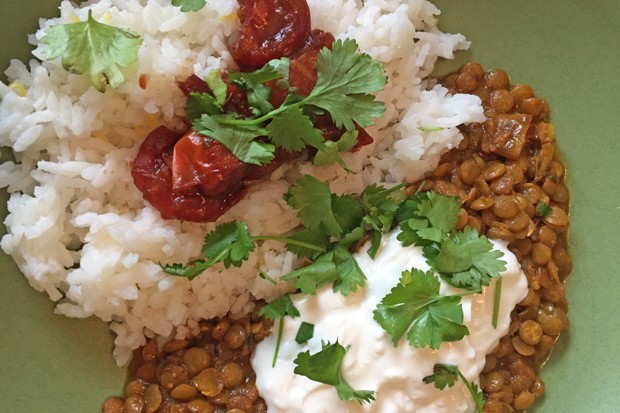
[102, 63, 571, 413]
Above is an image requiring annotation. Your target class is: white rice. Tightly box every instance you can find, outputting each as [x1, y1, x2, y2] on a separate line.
[0, 0, 485, 365]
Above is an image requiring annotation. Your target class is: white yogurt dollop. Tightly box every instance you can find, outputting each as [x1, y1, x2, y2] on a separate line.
[252, 232, 528, 413]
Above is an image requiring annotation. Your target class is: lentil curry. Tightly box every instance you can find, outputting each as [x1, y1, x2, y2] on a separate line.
[102, 63, 571, 413]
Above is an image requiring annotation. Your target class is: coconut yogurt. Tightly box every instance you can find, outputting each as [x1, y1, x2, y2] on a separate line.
[252, 231, 528, 413]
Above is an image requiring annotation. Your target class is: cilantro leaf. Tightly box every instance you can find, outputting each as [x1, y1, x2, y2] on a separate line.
[206, 70, 227, 107]
[373, 269, 470, 349]
[267, 106, 324, 151]
[186, 92, 223, 120]
[416, 191, 461, 238]
[359, 184, 405, 257]
[423, 364, 484, 413]
[40, 10, 141, 92]
[229, 59, 290, 115]
[185, 72, 227, 121]
[313, 130, 359, 170]
[285, 227, 331, 259]
[258, 294, 300, 320]
[536, 200, 552, 218]
[282, 252, 339, 295]
[397, 218, 432, 247]
[161, 260, 209, 280]
[471, 382, 485, 412]
[397, 191, 460, 246]
[200, 221, 255, 268]
[305, 39, 387, 130]
[433, 227, 506, 290]
[331, 194, 364, 235]
[192, 114, 275, 165]
[331, 246, 366, 295]
[295, 322, 315, 344]
[294, 341, 375, 405]
[172, 0, 206, 12]
[422, 363, 458, 389]
[282, 245, 365, 296]
[337, 226, 365, 250]
[366, 230, 383, 259]
[285, 176, 343, 237]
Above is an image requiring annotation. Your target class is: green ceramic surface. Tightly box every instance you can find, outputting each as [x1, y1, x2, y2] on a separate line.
[1, 1, 619, 412]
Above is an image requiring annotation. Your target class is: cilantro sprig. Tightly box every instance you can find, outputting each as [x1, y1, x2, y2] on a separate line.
[41, 11, 141, 92]
[396, 191, 506, 291]
[423, 364, 484, 413]
[293, 340, 375, 405]
[162, 221, 325, 280]
[258, 295, 300, 367]
[430, 227, 506, 290]
[190, 39, 387, 168]
[373, 269, 475, 349]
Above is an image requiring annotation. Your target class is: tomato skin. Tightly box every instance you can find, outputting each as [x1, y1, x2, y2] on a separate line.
[230, 0, 311, 68]
[178, 74, 210, 96]
[131, 126, 246, 222]
[172, 129, 247, 195]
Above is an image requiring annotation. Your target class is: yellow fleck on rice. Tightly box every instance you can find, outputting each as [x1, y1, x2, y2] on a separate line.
[219, 12, 237, 23]
[8, 82, 27, 97]
[94, 130, 109, 142]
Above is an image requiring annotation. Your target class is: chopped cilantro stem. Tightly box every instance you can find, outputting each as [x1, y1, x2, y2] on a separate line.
[295, 322, 315, 344]
[378, 183, 406, 198]
[258, 270, 278, 285]
[423, 364, 484, 413]
[273, 317, 285, 367]
[455, 368, 484, 413]
[414, 180, 427, 194]
[219, 103, 298, 127]
[252, 235, 326, 252]
[492, 276, 502, 328]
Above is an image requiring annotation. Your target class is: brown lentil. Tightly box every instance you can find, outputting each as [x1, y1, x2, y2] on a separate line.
[102, 397, 124, 413]
[105, 306, 272, 413]
[518, 320, 543, 346]
[434, 63, 571, 412]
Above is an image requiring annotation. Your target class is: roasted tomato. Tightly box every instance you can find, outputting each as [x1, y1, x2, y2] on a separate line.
[133, 2, 373, 223]
[131, 126, 246, 222]
[230, 0, 311, 68]
[171, 129, 247, 195]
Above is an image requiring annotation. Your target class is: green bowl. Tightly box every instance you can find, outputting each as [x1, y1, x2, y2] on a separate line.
[1, 1, 619, 411]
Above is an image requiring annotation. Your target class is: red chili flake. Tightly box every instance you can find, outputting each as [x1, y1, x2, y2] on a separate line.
[139, 74, 150, 90]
